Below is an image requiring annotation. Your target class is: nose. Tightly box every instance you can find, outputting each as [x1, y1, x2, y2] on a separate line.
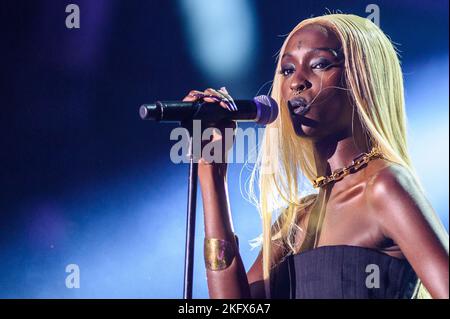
[290, 75, 312, 95]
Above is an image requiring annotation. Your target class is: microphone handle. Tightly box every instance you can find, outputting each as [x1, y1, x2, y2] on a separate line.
[140, 100, 256, 123]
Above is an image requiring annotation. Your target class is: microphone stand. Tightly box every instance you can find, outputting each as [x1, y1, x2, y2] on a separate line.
[182, 121, 198, 299]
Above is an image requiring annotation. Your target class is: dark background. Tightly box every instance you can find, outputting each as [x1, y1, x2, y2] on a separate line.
[0, 0, 448, 298]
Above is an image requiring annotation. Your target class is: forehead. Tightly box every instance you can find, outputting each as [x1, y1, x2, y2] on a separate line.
[285, 25, 340, 52]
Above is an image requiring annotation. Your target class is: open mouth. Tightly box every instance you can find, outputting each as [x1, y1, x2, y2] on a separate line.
[288, 97, 311, 116]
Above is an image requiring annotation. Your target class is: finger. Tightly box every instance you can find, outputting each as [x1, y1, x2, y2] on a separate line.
[219, 101, 230, 109]
[205, 89, 235, 111]
[190, 90, 208, 100]
[209, 88, 227, 98]
[203, 88, 237, 112]
[187, 90, 202, 96]
[220, 98, 236, 112]
[183, 96, 197, 102]
[219, 86, 229, 94]
[218, 87, 232, 100]
[204, 88, 219, 96]
[183, 90, 205, 102]
[211, 93, 233, 111]
[202, 98, 215, 103]
[216, 98, 234, 112]
[216, 87, 232, 100]
[217, 88, 237, 111]
[204, 88, 231, 104]
[202, 94, 227, 104]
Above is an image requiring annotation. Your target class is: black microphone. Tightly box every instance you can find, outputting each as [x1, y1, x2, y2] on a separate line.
[139, 95, 278, 125]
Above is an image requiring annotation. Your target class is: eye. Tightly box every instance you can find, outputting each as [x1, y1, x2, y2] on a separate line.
[279, 66, 295, 77]
[311, 59, 332, 70]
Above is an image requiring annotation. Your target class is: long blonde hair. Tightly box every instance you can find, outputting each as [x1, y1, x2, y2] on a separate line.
[248, 13, 431, 298]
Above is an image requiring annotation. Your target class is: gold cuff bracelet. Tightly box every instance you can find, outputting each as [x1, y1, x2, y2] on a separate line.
[204, 235, 238, 271]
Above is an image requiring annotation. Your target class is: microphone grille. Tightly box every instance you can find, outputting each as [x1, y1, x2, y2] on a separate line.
[253, 95, 279, 125]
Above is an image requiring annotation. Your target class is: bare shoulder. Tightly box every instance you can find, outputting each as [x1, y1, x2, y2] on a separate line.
[364, 161, 422, 210]
[363, 162, 418, 214]
[369, 161, 416, 189]
[362, 161, 444, 239]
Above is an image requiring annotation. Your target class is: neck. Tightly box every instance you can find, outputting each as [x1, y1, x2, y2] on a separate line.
[313, 130, 367, 176]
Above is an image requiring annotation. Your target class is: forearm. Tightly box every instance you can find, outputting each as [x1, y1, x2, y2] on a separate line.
[199, 164, 251, 298]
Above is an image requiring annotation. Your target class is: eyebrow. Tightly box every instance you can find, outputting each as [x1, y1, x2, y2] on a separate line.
[281, 47, 341, 60]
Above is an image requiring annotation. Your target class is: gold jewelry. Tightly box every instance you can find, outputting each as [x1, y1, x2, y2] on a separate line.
[204, 235, 238, 271]
[312, 147, 383, 188]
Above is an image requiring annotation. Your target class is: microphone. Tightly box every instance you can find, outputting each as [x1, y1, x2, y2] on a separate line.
[139, 95, 278, 125]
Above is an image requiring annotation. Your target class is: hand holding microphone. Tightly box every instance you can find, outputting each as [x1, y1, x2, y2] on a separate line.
[181, 87, 239, 167]
[185, 87, 238, 112]
[140, 87, 279, 166]
[139, 88, 278, 125]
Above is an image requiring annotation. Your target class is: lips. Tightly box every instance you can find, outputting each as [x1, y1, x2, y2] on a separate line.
[288, 96, 311, 116]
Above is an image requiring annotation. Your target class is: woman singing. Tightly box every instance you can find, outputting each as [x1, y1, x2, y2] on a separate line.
[182, 13, 449, 299]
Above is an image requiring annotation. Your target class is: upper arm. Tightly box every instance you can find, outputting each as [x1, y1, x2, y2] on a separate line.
[366, 165, 449, 298]
[246, 239, 287, 298]
[247, 250, 266, 298]
[245, 240, 287, 299]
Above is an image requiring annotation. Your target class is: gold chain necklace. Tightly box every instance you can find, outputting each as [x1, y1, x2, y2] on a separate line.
[312, 147, 383, 188]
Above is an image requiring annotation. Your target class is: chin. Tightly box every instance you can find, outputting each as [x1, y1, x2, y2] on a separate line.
[293, 124, 322, 140]
[289, 112, 322, 139]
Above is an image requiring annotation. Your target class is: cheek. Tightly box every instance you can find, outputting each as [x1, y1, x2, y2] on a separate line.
[310, 71, 347, 112]
[280, 80, 290, 99]
[312, 92, 349, 124]
[312, 69, 343, 93]
[319, 97, 352, 129]
[328, 68, 344, 84]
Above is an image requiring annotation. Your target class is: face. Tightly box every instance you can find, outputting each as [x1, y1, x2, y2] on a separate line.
[280, 24, 353, 141]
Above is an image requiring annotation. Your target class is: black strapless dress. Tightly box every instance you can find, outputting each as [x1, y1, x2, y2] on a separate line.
[269, 245, 418, 299]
